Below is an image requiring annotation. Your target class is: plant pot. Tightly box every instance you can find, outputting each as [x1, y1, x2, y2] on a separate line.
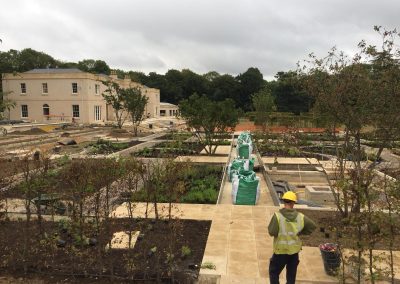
[320, 243, 341, 276]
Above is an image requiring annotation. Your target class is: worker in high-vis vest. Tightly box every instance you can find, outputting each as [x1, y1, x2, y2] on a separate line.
[268, 191, 316, 284]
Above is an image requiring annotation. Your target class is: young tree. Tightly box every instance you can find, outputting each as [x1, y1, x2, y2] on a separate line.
[251, 88, 276, 132]
[120, 157, 145, 220]
[298, 27, 400, 283]
[298, 46, 373, 217]
[62, 159, 95, 245]
[364, 27, 400, 161]
[179, 94, 240, 155]
[122, 88, 148, 136]
[101, 80, 128, 129]
[0, 91, 15, 120]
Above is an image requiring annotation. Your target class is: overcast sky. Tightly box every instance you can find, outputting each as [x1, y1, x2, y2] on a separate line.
[1, 0, 399, 79]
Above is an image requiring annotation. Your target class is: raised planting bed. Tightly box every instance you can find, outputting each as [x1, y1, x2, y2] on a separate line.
[0, 218, 211, 283]
[295, 132, 345, 142]
[4, 158, 124, 200]
[296, 209, 400, 251]
[11, 127, 49, 135]
[266, 163, 318, 171]
[258, 144, 305, 158]
[380, 168, 400, 179]
[300, 145, 369, 161]
[54, 140, 93, 155]
[130, 164, 222, 204]
[132, 142, 205, 158]
[107, 128, 152, 139]
[133, 141, 231, 158]
[86, 139, 143, 155]
[155, 132, 193, 140]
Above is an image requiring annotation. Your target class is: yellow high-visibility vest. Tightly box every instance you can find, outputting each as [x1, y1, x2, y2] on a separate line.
[273, 212, 305, 255]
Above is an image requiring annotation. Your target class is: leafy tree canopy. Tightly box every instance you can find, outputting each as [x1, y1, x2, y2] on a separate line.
[78, 59, 110, 75]
[252, 88, 276, 130]
[179, 93, 240, 154]
[270, 71, 313, 115]
[121, 88, 148, 136]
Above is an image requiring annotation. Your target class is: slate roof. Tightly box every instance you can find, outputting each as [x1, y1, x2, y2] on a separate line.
[24, 68, 84, 74]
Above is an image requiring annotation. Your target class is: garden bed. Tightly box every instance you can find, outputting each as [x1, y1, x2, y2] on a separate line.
[297, 209, 400, 251]
[86, 139, 143, 155]
[0, 218, 211, 283]
[155, 132, 193, 141]
[266, 164, 318, 171]
[130, 164, 222, 204]
[132, 142, 205, 158]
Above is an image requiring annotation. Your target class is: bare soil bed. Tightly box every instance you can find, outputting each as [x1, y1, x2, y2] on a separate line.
[107, 129, 151, 139]
[0, 218, 211, 283]
[297, 209, 400, 251]
[154, 133, 192, 141]
[12, 128, 48, 135]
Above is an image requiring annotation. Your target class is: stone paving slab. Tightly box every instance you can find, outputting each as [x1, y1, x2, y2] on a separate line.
[175, 156, 228, 164]
[262, 157, 320, 165]
[201, 145, 231, 155]
[200, 204, 337, 283]
[111, 203, 337, 283]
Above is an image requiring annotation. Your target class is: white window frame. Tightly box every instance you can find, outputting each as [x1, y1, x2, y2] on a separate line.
[42, 83, 48, 94]
[72, 83, 78, 94]
[21, 105, 28, 118]
[72, 105, 80, 118]
[20, 83, 26, 94]
[94, 105, 101, 121]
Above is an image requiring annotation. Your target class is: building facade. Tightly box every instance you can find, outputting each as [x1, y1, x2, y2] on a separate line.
[2, 69, 161, 124]
[159, 102, 179, 117]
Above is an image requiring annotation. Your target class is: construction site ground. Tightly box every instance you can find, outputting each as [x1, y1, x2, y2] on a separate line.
[2, 120, 400, 283]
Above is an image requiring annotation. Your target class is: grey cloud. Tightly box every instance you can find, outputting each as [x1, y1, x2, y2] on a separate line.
[1, 0, 400, 78]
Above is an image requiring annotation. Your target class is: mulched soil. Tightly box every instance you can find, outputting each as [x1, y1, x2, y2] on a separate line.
[0, 218, 211, 283]
[107, 130, 151, 139]
[380, 168, 400, 179]
[266, 164, 318, 171]
[154, 134, 192, 140]
[297, 209, 400, 251]
[12, 128, 48, 135]
[233, 122, 333, 133]
[132, 142, 205, 158]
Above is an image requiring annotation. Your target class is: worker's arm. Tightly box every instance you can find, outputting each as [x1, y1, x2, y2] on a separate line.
[299, 215, 317, 235]
[268, 214, 279, 237]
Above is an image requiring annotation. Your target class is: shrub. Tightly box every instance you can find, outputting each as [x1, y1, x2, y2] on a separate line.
[201, 261, 216, 270]
[181, 245, 192, 257]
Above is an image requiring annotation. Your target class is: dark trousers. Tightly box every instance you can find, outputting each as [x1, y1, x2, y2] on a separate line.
[269, 253, 299, 284]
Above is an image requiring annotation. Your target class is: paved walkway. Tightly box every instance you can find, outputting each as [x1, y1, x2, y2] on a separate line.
[112, 202, 337, 283]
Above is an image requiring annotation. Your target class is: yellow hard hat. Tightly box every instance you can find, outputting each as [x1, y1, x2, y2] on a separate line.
[282, 191, 297, 202]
